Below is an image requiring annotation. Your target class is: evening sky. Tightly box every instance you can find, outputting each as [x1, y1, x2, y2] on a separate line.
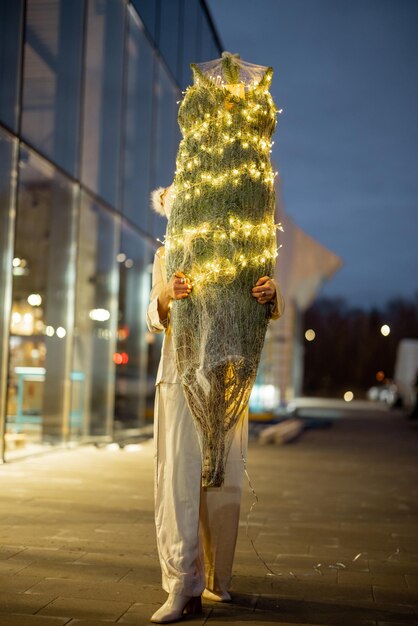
[207, 0, 418, 307]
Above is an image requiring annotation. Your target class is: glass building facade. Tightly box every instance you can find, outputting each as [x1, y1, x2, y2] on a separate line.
[0, 0, 222, 461]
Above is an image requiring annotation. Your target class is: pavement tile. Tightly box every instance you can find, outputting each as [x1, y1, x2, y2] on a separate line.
[405, 574, 418, 591]
[254, 596, 414, 624]
[377, 623, 418, 626]
[25, 579, 163, 604]
[0, 616, 70, 626]
[251, 542, 312, 555]
[117, 569, 163, 586]
[205, 601, 379, 626]
[117, 602, 211, 624]
[277, 553, 371, 573]
[66, 619, 119, 626]
[229, 575, 305, 599]
[0, 559, 35, 574]
[37, 597, 130, 620]
[0, 534, 68, 549]
[369, 560, 418, 575]
[13, 547, 87, 564]
[0, 575, 44, 593]
[14, 562, 131, 582]
[337, 571, 407, 588]
[305, 582, 374, 604]
[372, 586, 418, 607]
[0, 545, 27, 560]
[307, 545, 373, 560]
[204, 616, 286, 625]
[235, 566, 339, 585]
[74, 550, 156, 567]
[0, 592, 59, 615]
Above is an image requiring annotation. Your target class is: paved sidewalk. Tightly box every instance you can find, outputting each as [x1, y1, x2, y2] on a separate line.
[0, 409, 417, 626]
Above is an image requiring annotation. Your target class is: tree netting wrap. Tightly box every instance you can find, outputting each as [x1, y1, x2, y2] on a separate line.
[166, 52, 279, 487]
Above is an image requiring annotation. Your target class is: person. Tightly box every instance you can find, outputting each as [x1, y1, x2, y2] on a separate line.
[146, 186, 284, 623]
[408, 372, 418, 420]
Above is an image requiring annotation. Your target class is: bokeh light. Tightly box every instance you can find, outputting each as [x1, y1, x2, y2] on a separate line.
[305, 329, 316, 341]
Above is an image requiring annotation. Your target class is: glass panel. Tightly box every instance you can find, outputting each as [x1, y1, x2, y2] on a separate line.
[81, 0, 125, 207]
[21, 0, 84, 175]
[114, 226, 151, 432]
[122, 9, 154, 230]
[5, 146, 78, 460]
[151, 60, 180, 239]
[145, 250, 163, 419]
[194, 4, 204, 63]
[0, 0, 24, 131]
[131, 0, 157, 42]
[158, 0, 180, 80]
[210, 37, 221, 61]
[0, 129, 18, 461]
[181, 0, 199, 89]
[200, 13, 216, 62]
[71, 193, 119, 440]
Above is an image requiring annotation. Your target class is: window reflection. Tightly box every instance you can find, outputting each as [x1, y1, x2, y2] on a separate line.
[131, 0, 157, 42]
[152, 60, 181, 239]
[123, 9, 154, 229]
[0, 129, 18, 461]
[181, 0, 200, 89]
[0, 0, 23, 131]
[21, 0, 84, 175]
[6, 146, 77, 458]
[81, 0, 125, 206]
[200, 11, 218, 62]
[158, 0, 180, 80]
[0, 0, 225, 459]
[115, 226, 154, 431]
[71, 193, 119, 440]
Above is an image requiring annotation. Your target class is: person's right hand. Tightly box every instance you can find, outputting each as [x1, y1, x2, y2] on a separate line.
[167, 271, 192, 300]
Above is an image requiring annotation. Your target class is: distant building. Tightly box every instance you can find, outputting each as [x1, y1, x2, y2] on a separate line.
[253, 187, 342, 411]
[0, 0, 340, 461]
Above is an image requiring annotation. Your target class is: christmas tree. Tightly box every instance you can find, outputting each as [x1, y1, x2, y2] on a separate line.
[166, 53, 279, 486]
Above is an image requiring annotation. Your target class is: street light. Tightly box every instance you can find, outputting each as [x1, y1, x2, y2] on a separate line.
[305, 328, 316, 341]
[380, 324, 390, 336]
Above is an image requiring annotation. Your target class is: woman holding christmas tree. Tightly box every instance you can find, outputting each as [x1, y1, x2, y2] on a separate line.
[147, 185, 283, 624]
[147, 52, 284, 623]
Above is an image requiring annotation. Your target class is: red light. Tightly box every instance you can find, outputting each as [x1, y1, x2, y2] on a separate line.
[121, 352, 129, 364]
[113, 353, 123, 365]
[117, 325, 129, 340]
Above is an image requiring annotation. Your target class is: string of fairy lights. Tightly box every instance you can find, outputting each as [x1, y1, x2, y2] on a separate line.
[163, 216, 283, 287]
[179, 102, 280, 140]
[167, 66, 282, 288]
[172, 165, 277, 201]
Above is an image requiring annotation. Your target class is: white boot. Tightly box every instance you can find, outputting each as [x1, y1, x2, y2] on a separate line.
[150, 593, 202, 623]
[202, 588, 231, 602]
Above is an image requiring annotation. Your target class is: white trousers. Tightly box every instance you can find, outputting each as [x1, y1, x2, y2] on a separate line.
[154, 382, 248, 596]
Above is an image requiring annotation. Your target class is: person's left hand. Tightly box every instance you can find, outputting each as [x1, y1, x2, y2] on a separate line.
[252, 276, 276, 304]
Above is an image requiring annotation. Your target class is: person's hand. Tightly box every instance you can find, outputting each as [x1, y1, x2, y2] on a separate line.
[167, 271, 193, 300]
[252, 276, 276, 304]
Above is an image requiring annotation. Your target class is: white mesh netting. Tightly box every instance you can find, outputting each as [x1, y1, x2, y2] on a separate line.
[166, 52, 279, 487]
